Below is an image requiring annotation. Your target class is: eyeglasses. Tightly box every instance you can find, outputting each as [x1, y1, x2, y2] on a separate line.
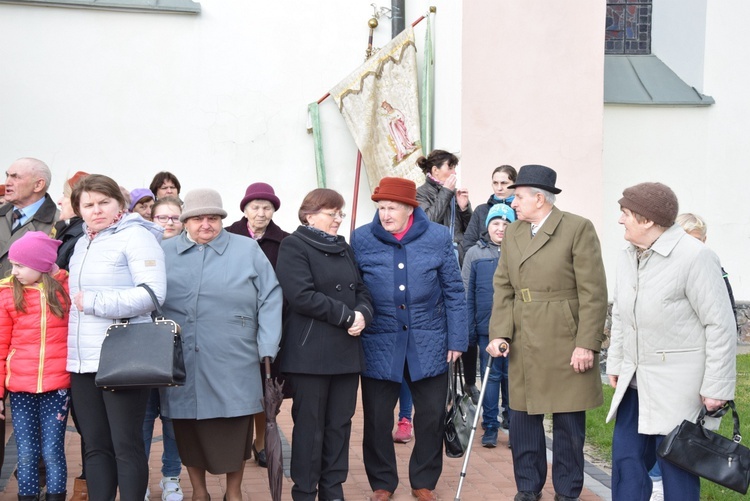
[153, 215, 182, 224]
[320, 211, 346, 220]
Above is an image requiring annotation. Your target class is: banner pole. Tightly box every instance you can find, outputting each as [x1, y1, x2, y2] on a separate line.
[350, 151, 363, 234]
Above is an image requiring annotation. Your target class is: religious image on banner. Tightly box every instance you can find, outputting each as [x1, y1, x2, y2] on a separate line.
[331, 27, 424, 188]
[380, 100, 418, 164]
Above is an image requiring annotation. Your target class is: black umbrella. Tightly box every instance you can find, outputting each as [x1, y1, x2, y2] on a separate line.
[263, 357, 284, 501]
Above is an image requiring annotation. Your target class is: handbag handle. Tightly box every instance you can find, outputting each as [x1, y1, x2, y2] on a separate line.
[699, 400, 742, 443]
[136, 283, 163, 321]
[445, 358, 466, 411]
[446, 359, 459, 410]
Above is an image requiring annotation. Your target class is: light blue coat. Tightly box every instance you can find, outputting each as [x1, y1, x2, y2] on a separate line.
[160, 229, 282, 420]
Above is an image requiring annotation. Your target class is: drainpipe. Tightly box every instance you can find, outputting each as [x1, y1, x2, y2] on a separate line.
[392, 0, 405, 37]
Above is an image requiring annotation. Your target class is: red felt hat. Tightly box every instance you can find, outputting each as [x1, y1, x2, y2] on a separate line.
[371, 177, 418, 207]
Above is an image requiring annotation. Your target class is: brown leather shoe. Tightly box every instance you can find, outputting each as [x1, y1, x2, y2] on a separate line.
[369, 489, 392, 501]
[411, 488, 438, 501]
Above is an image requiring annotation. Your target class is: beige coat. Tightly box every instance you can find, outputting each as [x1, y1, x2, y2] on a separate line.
[489, 206, 608, 414]
[605, 224, 736, 434]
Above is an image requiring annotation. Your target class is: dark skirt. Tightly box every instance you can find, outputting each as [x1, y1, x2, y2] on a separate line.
[172, 415, 253, 474]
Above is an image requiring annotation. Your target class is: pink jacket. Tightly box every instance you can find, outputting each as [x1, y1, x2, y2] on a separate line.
[0, 270, 70, 397]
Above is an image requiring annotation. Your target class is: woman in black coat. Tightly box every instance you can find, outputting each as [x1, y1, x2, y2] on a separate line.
[276, 188, 373, 501]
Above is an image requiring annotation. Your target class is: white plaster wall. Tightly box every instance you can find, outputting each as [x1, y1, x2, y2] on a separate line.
[603, 1, 750, 299]
[0, 0, 462, 236]
[652, 0, 707, 91]
[461, 1, 606, 231]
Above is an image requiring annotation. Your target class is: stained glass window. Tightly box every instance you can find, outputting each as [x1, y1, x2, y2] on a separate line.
[606, 0, 652, 55]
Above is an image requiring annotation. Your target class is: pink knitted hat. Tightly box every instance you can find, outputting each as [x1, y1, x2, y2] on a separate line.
[8, 231, 62, 273]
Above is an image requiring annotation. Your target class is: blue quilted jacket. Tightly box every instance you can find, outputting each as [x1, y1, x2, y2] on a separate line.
[351, 208, 468, 382]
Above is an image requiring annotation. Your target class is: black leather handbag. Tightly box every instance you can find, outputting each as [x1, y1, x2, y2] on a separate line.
[444, 359, 476, 458]
[658, 401, 750, 494]
[95, 284, 186, 390]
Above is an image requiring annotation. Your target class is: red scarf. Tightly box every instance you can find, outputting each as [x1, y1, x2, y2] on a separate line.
[392, 214, 414, 241]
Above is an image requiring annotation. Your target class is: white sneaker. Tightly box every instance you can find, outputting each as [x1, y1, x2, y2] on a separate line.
[160, 476, 184, 501]
[145, 487, 151, 501]
[650, 479, 664, 501]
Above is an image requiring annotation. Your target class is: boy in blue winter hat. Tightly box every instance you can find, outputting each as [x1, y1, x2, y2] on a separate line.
[460, 203, 515, 447]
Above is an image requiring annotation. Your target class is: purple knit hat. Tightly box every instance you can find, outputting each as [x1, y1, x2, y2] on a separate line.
[129, 188, 155, 212]
[8, 232, 62, 273]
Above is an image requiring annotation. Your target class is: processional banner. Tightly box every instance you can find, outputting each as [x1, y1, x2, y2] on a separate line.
[330, 27, 424, 188]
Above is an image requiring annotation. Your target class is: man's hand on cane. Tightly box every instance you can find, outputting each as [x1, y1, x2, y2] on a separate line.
[486, 338, 510, 358]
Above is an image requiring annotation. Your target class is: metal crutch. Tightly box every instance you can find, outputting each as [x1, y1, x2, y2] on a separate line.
[454, 342, 507, 501]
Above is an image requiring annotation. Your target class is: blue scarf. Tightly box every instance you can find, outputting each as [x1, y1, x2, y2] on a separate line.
[492, 194, 515, 205]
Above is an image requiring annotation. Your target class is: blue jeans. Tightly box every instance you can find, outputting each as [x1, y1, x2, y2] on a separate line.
[612, 387, 700, 501]
[649, 461, 662, 480]
[142, 389, 182, 477]
[10, 390, 70, 496]
[478, 335, 509, 430]
[398, 380, 413, 421]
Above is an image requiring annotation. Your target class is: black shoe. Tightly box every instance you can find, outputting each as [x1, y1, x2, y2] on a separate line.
[514, 492, 541, 501]
[252, 443, 268, 468]
[463, 384, 480, 405]
[501, 417, 510, 430]
[554, 495, 579, 501]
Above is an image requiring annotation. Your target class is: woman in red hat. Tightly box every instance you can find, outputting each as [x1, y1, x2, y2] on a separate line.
[351, 177, 468, 501]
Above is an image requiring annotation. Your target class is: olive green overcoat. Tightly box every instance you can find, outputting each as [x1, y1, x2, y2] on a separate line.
[489, 206, 608, 414]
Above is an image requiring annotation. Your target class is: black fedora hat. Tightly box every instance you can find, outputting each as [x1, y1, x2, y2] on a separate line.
[509, 164, 561, 194]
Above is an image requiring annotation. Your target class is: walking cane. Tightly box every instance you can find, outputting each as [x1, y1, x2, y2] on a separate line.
[454, 342, 507, 501]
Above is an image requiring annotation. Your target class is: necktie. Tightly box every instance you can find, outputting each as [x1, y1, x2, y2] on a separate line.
[11, 209, 23, 234]
[531, 224, 538, 237]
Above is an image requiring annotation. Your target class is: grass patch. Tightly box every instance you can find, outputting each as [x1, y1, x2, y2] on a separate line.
[586, 383, 615, 462]
[585, 354, 750, 499]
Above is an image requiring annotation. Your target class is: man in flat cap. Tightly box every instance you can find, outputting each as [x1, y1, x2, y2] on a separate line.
[486, 165, 608, 501]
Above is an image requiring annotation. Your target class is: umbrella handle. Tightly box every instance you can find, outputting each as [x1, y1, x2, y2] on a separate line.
[264, 357, 272, 379]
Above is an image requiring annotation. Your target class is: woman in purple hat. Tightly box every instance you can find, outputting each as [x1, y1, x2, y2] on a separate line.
[129, 188, 156, 221]
[226, 182, 289, 268]
[226, 182, 290, 467]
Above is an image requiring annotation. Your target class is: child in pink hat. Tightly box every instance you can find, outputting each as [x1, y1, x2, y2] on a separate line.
[0, 231, 71, 500]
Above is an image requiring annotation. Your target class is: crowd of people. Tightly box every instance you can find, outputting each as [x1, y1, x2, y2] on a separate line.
[0, 155, 739, 501]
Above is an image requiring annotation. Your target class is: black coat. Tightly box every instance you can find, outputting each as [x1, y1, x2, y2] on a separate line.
[276, 226, 373, 375]
[225, 218, 289, 268]
[54, 217, 85, 270]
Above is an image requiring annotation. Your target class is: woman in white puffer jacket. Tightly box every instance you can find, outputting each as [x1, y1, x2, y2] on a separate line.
[67, 174, 166, 501]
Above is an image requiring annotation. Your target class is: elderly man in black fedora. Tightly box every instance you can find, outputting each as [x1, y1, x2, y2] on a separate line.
[486, 165, 608, 501]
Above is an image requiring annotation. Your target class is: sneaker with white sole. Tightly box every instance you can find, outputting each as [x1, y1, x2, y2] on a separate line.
[160, 476, 184, 501]
[392, 417, 413, 443]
